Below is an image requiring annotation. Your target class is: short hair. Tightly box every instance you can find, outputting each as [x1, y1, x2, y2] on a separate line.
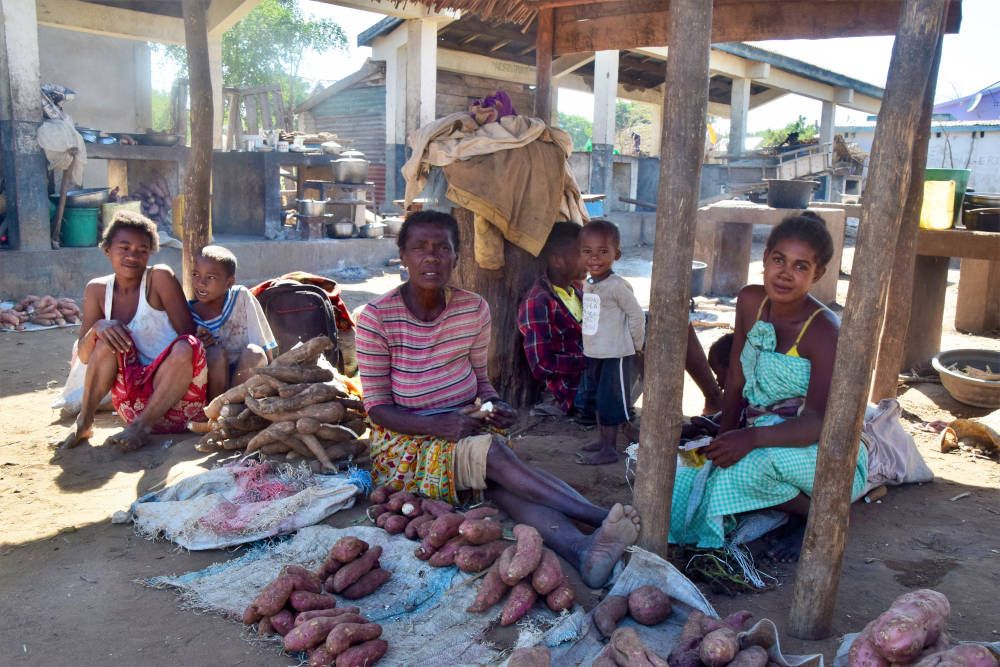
[708, 333, 734, 367]
[397, 210, 460, 252]
[765, 211, 834, 268]
[542, 221, 582, 260]
[580, 219, 621, 248]
[101, 210, 159, 253]
[197, 245, 238, 277]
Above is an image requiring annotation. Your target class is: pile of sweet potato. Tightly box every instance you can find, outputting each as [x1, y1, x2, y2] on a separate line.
[242, 537, 391, 666]
[848, 589, 998, 667]
[193, 336, 368, 472]
[1, 295, 80, 330]
[591, 585, 675, 639]
[664, 610, 761, 667]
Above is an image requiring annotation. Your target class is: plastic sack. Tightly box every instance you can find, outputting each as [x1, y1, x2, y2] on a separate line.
[36, 118, 87, 183]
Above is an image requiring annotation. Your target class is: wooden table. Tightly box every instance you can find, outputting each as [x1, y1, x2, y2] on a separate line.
[693, 200, 846, 304]
[904, 228, 1000, 370]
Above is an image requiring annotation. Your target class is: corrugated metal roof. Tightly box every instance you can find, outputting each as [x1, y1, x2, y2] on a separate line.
[838, 119, 1000, 131]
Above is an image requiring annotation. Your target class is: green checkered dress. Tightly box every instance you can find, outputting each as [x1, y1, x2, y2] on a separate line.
[669, 319, 868, 548]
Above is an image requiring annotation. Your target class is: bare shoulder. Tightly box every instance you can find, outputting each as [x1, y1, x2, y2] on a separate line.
[83, 275, 112, 301]
[148, 264, 182, 290]
[800, 304, 840, 356]
[734, 285, 766, 320]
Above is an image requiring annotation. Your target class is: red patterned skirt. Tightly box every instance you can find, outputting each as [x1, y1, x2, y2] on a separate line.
[111, 334, 207, 433]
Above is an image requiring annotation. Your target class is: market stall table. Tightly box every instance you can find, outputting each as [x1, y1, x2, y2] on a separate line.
[693, 200, 846, 304]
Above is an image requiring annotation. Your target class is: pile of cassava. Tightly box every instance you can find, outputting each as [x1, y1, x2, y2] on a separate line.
[848, 589, 998, 667]
[243, 536, 390, 666]
[368, 487, 575, 624]
[1, 295, 80, 330]
[193, 336, 368, 471]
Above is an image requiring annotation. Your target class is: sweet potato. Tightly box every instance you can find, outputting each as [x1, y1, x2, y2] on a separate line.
[729, 646, 770, 667]
[507, 646, 552, 667]
[724, 610, 755, 632]
[421, 498, 456, 517]
[405, 514, 435, 540]
[368, 503, 390, 521]
[370, 485, 390, 504]
[504, 525, 543, 583]
[386, 491, 419, 513]
[592, 594, 628, 638]
[870, 609, 933, 663]
[497, 545, 519, 585]
[628, 585, 672, 625]
[591, 644, 619, 667]
[252, 575, 295, 616]
[257, 616, 274, 637]
[891, 589, 950, 646]
[282, 564, 323, 593]
[295, 607, 361, 625]
[426, 512, 466, 549]
[501, 581, 538, 626]
[284, 614, 364, 652]
[429, 536, 468, 567]
[308, 645, 335, 667]
[414, 543, 436, 561]
[530, 548, 564, 596]
[375, 511, 398, 529]
[678, 611, 708, 645]
[700, 627, 739, 667]
[341, 568, 391, 600]
[318, 553, 345, 580]
[324, 621, 383, 655]
[467, 561, 510, 613]
[381, 514, 409, 534]
[332, 545, 382, 593]
[611, 627, 669, 667]
[454, 540, 507, 573]
[401, 500, 423, 517]
[330, 537, 369, 564]
[668, 637, 703, 667]
[914, 645, 998, 667]
[269, 609, 295, 636]
[463, 505, 499, 520]
[416, 520, 435, 540]
[848, 633, 890, 667]
[242, 604, 262, 625]
[458, 518, 503, 545]
[545, 580, 575, 612]
[290, 591, 338, 612]
[334, 639, 389, 667]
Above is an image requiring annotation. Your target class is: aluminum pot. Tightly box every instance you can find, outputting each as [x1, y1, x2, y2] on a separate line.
[963, 207, 1000, 233]
[383, 216, 405, 237]
[766, 179, 818, 209]
[297, 199, 327, 217]
[331, 149, 369, 184]
[331, 220, 355, 238]
[359, 222, 386, 239]
[50, 187, 110, 208]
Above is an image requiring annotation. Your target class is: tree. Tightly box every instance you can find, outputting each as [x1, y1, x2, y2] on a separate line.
[615, 100, 652, 136]
[757, 114, 818, 148]
[556, 112, 592, 151]
[158, 0, 346, 108]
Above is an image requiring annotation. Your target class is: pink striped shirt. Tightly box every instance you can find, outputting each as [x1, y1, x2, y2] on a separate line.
[356, 287, 499, 413]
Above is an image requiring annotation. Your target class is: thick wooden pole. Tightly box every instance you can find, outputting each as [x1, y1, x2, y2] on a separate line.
[870, 32, 944, 402]
[534, 8, 554, 124]
[788, 0, 949, 639]
[181, 0, 214, 295]
[633, 0, 713, 555]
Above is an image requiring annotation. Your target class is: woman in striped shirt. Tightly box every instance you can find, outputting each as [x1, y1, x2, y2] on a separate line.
[357, 211, 640, 588]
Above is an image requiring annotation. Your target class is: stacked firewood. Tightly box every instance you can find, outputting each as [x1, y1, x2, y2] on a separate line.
[193, 336, 368, 472]
[1, 295, 80, 330]
[123, 172, 172, 230]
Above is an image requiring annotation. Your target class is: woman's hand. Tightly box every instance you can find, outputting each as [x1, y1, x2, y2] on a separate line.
[93, 319, 132, 353]
[434, 412, 486, 441]
[704, 428, 756, 468]
[484, 400, 516, 429]
[196, 326, 217, 348]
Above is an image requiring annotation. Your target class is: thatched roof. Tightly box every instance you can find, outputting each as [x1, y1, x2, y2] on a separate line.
[388, 0, 535, 25]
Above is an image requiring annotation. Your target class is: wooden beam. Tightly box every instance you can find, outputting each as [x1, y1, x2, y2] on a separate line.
[871, 31, 943, 402]
[206, 0, 258, 37]
[553, 52, 595, 78]
[788, 0, 949, 640]
[181, 0, 214, 295]
[553, 1, 961, 55]
[534, 8, 554, 123]
[36, 0, 185, 44]
[634, 0, 713, 556]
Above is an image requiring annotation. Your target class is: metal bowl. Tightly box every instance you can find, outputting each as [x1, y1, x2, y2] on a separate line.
[932, 349, 1000, 408]
[383, 217, 405, 237]
[50, 187, 110, 208]
[359, 222, 386, 239]
[331, 220, 355, 238]
[136, 133, 180, 147]
[297, 199, 328, 217]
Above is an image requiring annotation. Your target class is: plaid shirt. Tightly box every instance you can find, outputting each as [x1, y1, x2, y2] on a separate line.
[517, 275, 587, 411]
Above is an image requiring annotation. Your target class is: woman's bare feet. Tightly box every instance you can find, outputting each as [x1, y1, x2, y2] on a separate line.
[104, 422, 152, 452]
[579, 503, 641, 588]
[575, 448, 619, 465]
[58, 422, 94, 449]
[764, 516, 805, 563]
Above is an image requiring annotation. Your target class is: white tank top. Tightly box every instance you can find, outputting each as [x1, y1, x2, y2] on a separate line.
[103, 269, 178, 366]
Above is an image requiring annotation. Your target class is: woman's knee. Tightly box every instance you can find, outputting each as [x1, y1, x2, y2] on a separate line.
[166, 340, 194, 365]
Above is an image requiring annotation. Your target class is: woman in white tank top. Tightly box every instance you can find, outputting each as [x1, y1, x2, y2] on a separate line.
[60, 212, 208, 451]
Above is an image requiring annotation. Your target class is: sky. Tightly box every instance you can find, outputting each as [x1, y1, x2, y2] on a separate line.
[153, 0, 997, 134]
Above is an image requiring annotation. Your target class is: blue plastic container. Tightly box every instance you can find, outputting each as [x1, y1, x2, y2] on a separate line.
[584, 199, 605, 217]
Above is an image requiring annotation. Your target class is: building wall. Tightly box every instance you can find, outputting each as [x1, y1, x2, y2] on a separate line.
[300, 82, 387, 165]
[435, 71, 534, 117]
[37, 26, 151, 188]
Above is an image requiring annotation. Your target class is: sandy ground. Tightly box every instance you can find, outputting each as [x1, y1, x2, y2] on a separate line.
[1, 244, 998, 665]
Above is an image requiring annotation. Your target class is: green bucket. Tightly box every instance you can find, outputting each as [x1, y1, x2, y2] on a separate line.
[925, 168, 971, 227]
[60, 207, 100, 247]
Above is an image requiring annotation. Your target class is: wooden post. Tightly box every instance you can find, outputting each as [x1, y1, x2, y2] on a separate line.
[534, 8, 554, 124]
[788, 0, 948, 639]
[870, 32, 944, 402]
[633, 0, 713, 555]
[180, 0, 214, 295]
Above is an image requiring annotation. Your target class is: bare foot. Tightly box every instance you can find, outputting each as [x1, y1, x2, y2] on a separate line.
[575, 448, 619, 465]
[104, 423, 151, 452]
[765, 517, 805, 563]
[579, 503, 641, 588]
[58, 422, 94, 449]
[579, 440, 603, 453]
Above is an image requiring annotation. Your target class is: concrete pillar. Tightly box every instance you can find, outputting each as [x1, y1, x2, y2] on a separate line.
[208, 35, 224, 149]
[819, 100, 836, 147]
[728, 77, 751, 158]
[384, 43, 407, 209]
[405, 18, 437, 138]
[0, 0, 51, 250]
[589, 50, 618, 197]
[133, 41, 152, 132]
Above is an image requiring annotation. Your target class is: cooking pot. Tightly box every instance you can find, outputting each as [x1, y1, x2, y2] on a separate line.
[383, 217, 405, 237]
[331, 220, 356, 238]
[359, 222, 386, 239]
[50, 187, 110, 208]
[297, 199, 327, 217]
[963, 207, 1000, 233]
[766, 179, 818, 209]
[331, 149, 369, 184]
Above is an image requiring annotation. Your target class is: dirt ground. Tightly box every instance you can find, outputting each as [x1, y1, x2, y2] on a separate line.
[2, 248, 998, 665]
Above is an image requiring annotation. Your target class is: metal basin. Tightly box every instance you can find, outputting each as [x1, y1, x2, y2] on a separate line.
[50, 187, 110, 208]
[359, 222, 385, 239]
[136, 133, 180, 147]
[932, 349, 1000, 408]
[766, 179, 818, 209]
[297, 199, 328, 217]
[383, 217, 405, 237]
[331, 150, 369, 184]
[331, 220, 355, 238]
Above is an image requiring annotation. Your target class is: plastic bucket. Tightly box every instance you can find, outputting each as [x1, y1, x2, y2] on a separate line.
[919, 180, 956, 230]
[60, 207, 99, 247]
[925, 168, 971, 226]
[171, 195, 212, 242]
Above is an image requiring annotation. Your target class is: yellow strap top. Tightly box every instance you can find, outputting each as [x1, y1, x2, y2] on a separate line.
[552, 283, 582, 322]
[753, 296, 826, 358]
